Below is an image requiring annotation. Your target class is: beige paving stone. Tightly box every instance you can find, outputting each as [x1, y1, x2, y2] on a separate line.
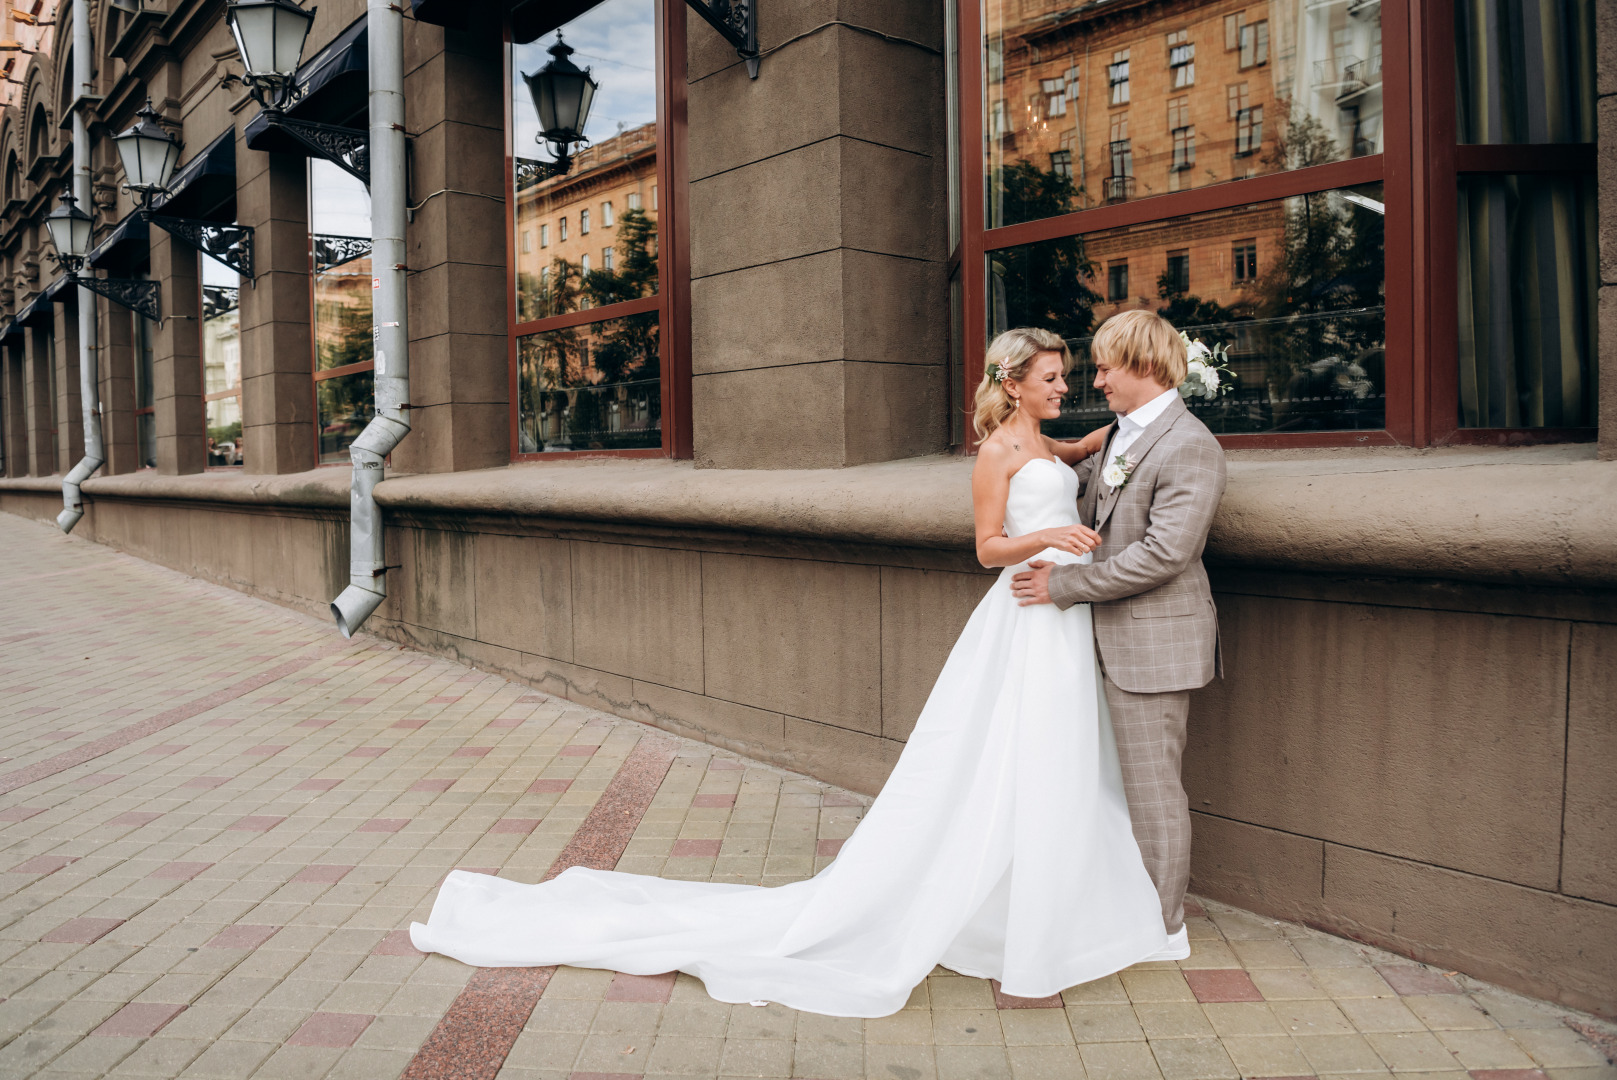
[865, 1042, 938, 1080]
[868, 1009, 936, 1044]
[1364, 1030, 1464, 1071]
[1079, 1038, 1167, 1080]
[1068, 1004, 1147, 1042]
[644, 1034, 724, 1076]
[1339, 996, 1426, 1033]
[997, 1008, 1074, 1046]
[1295, 1033, 1395, 1074]
[1122, 970, 1196, 1003]
[1317, 967, 1398, 998]
[1230, 939, 1306, 969]
[1543, 1068, 1617, 1080]
[1509, 1024, 1616, 1068]
[932, 1009, 1005, 1046]
[933, 1042, 1012, 1080]
[1404, 994, 1498, 1030]
[719, 1038, 794, 1077]
[575, 1031, 650, 1074]
[1137, 1002, 1217, 1040]
[1150, 1037, 1241, 1080]
[1064, 975, 1130, 1005]
[1202, 1002, 1287, 1038]
[105, 1035, 209, 1077]
[325, 1046, 413, 1080]
[727, 1002, 796, 1041]
[1178, 941, 1242, 970]
[1219, 1034, 1314, 1077]
[1273, 998, 1358, 1036]
[1006, 1043, 1085, 1080]
[1433, 1026, 1540, 1070]
[175, 1037, 277, 1079]
[929, 977, 998, 1010]
[794, 1037, 866, 1080]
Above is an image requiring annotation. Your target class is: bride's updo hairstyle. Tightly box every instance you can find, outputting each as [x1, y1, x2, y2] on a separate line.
[1089, 309, 1188, 389]
[972, 327, 1072, 439]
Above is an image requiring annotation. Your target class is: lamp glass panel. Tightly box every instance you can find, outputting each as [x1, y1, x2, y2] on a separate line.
[272, 4, 313, 77]
[230, 4, 278, 75]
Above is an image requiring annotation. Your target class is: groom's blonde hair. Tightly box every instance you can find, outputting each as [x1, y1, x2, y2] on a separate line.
[1090, 310, 1187, 389]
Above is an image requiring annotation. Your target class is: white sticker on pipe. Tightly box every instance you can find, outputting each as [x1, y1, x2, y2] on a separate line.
[376, 349, 386, 376]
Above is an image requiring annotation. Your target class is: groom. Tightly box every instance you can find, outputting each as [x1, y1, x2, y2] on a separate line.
[1011, 309, 1227, 960]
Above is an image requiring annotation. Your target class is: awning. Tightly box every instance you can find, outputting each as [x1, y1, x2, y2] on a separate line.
[1, 318, 21, 342]
[411, 0, 590, 42]
[87, 210, 150, 272]
[244, 17, 368, 154]
[15, 274, 73, 326]
[151, 128, 237, 220]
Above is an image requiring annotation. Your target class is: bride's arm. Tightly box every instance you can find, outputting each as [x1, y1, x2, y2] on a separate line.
[973, 443, 1097, 568]
[1045, 426, 1108, 466]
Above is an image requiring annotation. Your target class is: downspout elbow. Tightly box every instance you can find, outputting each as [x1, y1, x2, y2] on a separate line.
[56, 449, 104, 533]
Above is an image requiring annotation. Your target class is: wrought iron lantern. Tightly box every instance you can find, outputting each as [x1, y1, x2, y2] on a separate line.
[226, 0, 315, 108]
[44, 191, 92, 271]
[112, 98, 182, 206]
[523, 36, 598, 178]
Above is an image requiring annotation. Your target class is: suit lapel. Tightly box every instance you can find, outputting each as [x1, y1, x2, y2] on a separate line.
[1094, 395, 1187, 531]
[1083, 422, 1119, 527]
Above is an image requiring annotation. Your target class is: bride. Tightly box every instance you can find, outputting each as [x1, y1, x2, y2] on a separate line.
[410, 327, 1173, 1018]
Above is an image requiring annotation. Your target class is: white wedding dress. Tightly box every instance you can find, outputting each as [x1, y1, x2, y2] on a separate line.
[410, 457, 1168, 1017]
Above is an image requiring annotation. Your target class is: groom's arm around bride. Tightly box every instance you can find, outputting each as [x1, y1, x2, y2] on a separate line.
[1011, 310, 1227, 946]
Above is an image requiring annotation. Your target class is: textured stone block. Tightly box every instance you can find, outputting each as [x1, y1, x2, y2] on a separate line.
[571, 542, 703, 692]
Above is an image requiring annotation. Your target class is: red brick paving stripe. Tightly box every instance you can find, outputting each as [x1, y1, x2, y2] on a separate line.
[393, 718, 430, 730]
[991, 980, 1064, 1009]
[691, 794, 735, 808]
[671, 839, 721, 858]
[91, 1002, 186, 1038]
[150, 861, 213, 881]
[288, 1012, 374, 1048]
[0, 807, 45, 821]
[206, 924, 281, 949]
[43, 917, 124, 944]
[1184, 969, 1264, 1003]
[604, 972, 676, 1003]
[1376, 964, 1463, 995]
[9, 855, 78, 875]
[401, 736, 678, 1080]
[108, 811, 163, 827]
[0, 640, 360, 797]
[1183, 897, 1207, 917]
[293, 865, 354, 884]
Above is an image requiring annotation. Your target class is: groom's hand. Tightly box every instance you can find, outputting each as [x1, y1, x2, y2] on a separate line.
[1011, 561, 1055, 606]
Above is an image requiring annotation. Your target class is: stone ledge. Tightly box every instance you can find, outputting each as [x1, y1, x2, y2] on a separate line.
[3, 443, 1611, 588]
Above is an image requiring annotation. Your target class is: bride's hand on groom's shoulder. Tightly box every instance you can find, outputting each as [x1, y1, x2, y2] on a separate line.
[1075, 426, 1110, 458]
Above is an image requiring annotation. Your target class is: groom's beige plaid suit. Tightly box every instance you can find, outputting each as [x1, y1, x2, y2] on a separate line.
[1048, 394, 1227, 933]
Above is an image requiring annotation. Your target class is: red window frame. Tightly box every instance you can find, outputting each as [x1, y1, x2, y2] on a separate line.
[504, 0, 693, 462]
[949, 0, 1593, 453]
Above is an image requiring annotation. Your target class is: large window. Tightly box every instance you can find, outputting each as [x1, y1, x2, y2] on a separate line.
[308, 159, 375, 464]
[201, 254, 242, 467]
[132, 302, 155, 468]
[955, 0, 1595, 448]
[509, 0, 687, 458]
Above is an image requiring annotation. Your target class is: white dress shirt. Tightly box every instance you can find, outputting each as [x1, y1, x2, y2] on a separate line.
[1107, 386, 1179, 464]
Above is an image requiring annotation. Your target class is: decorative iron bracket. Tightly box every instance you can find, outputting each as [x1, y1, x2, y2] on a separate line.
[147, 215, 256, 281]
[72, 274, 161, 322]
[685, 0, 759, 78]
[262, 112, 370, 186]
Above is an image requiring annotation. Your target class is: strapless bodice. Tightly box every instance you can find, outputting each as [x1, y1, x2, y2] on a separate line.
[1003, 457, 1082, 539]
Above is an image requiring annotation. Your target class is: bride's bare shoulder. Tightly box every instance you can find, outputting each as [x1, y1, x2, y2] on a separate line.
[972, 433, 1016, 478]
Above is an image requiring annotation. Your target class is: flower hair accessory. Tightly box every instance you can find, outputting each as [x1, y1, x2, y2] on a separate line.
[988, 362, 1012, 383]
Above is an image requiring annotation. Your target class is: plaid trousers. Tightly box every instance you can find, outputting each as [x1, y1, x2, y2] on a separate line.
[1103, 672, 1192, 934]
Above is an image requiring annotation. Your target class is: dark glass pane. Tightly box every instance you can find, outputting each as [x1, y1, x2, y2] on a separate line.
[202, 258, 243, 467]
[517, 311, 660, 453]
[513, 0, 659, 322]
[1458, 173, 1596, 428]
[984, 0, 1384, 228]
[317, 370, 376, 464]
[990, 183, 1386, 436]
[1456, 0, 1594, 144]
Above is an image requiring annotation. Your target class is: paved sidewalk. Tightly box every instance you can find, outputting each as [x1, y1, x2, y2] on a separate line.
[0, 511, 1612, 1080]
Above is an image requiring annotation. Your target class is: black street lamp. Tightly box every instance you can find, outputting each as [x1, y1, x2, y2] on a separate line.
[44, 191, 162, 321]
[225, 0, 369, 186]
[112, 98, 183, 204]
[523, 35, 598, 178]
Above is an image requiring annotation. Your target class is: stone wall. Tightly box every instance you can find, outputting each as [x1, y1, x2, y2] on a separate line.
[4, 444, 1614, 1017]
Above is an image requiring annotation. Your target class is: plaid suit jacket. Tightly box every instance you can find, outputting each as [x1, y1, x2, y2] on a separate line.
[1048, 394, 1227, 694]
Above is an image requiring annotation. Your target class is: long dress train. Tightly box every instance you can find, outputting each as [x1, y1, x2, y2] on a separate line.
[410, 457, 1168, 1017]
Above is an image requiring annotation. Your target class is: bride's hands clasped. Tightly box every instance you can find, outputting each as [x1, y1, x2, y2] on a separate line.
[1037, 523, 1101, 557]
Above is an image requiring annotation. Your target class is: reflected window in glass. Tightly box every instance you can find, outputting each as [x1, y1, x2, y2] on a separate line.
[517, 311, 660, 453]
[201, 253, 243, 467]
[309, 157, 375, 464]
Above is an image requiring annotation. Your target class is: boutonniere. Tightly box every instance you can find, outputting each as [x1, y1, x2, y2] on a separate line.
[1101, 452, 1136, 492]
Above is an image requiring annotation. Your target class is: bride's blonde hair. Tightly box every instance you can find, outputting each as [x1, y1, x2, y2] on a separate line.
[972, 327, 1072, 439]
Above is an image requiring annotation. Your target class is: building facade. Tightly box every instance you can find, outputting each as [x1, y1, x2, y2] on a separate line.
[0, 0, 1612, 1017]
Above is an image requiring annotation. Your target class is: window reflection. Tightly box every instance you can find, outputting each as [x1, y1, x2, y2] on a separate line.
[517, 311, 660, 453]
[513, 0, 659, 324]
[309, 158, 374, 464]
[132, 298, 155, 468]
[202, 254, 243, 467]
[991, 184, 1386, 436]
[985, 0, 1384, 228]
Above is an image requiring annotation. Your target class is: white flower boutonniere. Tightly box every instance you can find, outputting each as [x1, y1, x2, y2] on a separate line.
[1102, 452, 1136, 492]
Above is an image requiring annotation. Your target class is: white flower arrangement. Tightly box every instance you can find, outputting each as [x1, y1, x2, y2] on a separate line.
[1101, 452, 1136, 491]
[989, 362, 1011, 383]
[1177, 331, 1237, 401]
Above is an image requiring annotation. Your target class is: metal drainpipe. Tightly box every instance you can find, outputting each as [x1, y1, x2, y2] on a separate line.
[57, 0, 100, 534]
[330, 0, 409, 638]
